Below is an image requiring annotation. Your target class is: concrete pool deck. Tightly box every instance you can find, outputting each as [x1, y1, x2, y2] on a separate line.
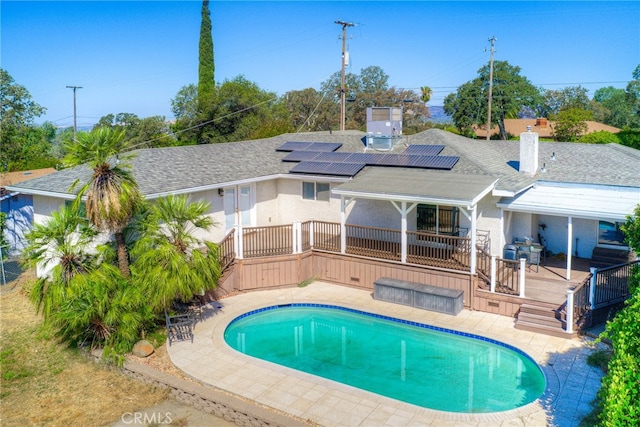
[167, 282, 604, 426]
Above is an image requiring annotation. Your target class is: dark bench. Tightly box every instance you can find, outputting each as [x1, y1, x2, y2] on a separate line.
[373, 277, 464, 315]
[165, 311, 195, 345]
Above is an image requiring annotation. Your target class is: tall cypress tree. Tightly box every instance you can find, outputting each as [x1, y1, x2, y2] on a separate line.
[198, 0, 214, 114]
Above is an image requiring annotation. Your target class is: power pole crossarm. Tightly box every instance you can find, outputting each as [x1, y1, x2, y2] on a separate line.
[335, 20, 354, 132]
[486, 36, 496, 141]
[66, 85, 83, 139]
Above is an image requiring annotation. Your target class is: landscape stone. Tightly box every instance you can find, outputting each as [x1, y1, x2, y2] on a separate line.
[132, 339, 154, 357]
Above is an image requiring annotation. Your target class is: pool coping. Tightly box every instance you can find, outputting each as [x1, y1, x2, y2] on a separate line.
[166, 282, 599, 426]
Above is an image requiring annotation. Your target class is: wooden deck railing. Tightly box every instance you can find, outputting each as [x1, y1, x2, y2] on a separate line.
[406, 231, 471, 271]
[476, 245, 491, 289]
[567, 274, 592, 331]
[215, 221, 473, 273]
[592, 260, 638, 308]
[242, 224, 293, 258]
[494, 258, 521, 295]
[345, 224, 401, 261]
[218, 228, 235, 271]
[312, 221, 340, 252]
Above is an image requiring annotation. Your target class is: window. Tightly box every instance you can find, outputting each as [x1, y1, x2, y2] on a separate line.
[302, 182, 330, 202]
[417, 204, 461, 236]
[598, 221, 626, 246]
[65, 200, 86, 218]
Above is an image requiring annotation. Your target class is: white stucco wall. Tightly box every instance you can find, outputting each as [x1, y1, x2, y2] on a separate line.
[33, 195, 67, 224]
[274, 178, 344, 224]
[475, 196, 502, 256]
[346, 199, 403, 229]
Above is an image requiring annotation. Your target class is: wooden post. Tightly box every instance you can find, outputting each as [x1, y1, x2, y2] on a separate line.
[236, 225, 244, 259]
[490, 256, 496, 292]
[589, 267, 597, 309]
[566, 290, 575, 334]
[519, 258, 526, 298]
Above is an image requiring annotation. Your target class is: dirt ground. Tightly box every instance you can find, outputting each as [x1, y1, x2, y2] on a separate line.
[0, 262, 234, 427]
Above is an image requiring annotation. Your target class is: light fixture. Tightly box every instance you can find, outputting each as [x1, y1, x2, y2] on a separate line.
[218, 188, 224, 196]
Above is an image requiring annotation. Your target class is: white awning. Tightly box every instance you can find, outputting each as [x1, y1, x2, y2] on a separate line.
[497, 182, 640, 221]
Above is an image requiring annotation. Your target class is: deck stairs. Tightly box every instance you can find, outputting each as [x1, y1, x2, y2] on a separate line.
[515, 301, 577, 338]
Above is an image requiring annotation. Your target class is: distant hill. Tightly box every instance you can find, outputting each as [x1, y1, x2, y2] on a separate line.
[427, 106, 451, 123]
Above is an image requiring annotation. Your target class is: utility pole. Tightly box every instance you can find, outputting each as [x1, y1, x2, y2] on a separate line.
[66, 85, 83, 139]
[486, 36, 496, 141]
[335, 20, 354, 132]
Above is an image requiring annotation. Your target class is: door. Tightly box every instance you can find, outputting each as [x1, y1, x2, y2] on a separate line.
[223, 185, 254, 230]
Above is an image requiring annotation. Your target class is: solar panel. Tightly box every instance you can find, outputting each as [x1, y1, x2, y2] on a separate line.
[321, 163, 366, 176]
[306, 142, 343, 152]
[277, 141, 343, 152]
[404, 145, 445, 156]
[282, 151, 321, 162]
[410, 155, 459, 169]
[276, 141, 313, 152]
[289, 161, 365, 176]
[289, 161, 332, 174]
[345, 153, 380, 164]
[313, 152, 353, 162]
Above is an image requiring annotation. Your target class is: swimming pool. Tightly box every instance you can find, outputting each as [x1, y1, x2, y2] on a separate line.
[224, 304, 546, 413]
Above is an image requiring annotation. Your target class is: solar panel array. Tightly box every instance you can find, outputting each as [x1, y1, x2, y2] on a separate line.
[279, 142, 458, 177]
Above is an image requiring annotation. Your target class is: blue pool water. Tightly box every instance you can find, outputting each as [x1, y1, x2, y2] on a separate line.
[224, 304, 546, 413]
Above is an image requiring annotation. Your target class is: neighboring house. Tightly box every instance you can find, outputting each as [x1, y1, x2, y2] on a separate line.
[1, 168, 57, 254]
[5, 129, 639, 281]
[475, 118, 621, 139]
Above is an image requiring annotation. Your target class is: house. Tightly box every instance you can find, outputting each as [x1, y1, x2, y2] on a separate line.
[6, 129, 638, 269]
[5, 129, 639, 332]
[1, 168, 57, 254]
[475, 118, 621, 139]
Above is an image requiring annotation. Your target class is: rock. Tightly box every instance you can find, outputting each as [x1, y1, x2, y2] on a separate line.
[132, 339, 154, 357]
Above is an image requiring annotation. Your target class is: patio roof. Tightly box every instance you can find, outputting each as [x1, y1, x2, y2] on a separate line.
[332, 168, 497, 207]
[497, 182, 640, 221]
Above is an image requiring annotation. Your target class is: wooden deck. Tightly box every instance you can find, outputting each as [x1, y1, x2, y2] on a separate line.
[522, 256, 592, 305]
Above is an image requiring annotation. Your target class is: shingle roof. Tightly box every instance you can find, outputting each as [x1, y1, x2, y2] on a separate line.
[6, 129, 640, 199]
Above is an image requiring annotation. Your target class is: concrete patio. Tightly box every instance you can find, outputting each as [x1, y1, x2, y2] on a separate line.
[167, 282, 605, 426]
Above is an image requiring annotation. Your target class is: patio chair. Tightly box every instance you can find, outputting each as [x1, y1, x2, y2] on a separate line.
[165, 310, 195, 346]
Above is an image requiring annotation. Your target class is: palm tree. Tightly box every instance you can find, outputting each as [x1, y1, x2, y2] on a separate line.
[52, 263, 153, 359]
[130, 195, 221, 313]
[420, 86, 432, 104]
[64, 127, 140, 278]
[21, 204, 97, 320]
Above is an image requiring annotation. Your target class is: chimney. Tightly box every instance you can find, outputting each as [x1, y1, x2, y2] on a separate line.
[519, 128, 539, 176]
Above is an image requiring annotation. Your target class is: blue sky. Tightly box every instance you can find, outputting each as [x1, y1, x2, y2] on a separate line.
[2, 1, 639, 128]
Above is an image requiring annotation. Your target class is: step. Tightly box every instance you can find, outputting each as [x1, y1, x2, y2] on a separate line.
[518, 311, 564, 329]
[519, 303, 562, 318]
[514, 320, 576, 338]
